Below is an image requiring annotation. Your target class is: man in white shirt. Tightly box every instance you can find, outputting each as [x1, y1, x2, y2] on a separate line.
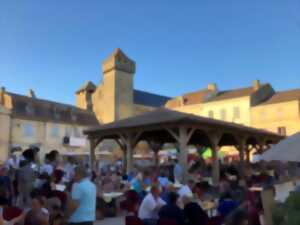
[40, 154, 54, 176]
[178, 179, 194, 198]
[64, 157, 76, 182]
[138, 186, 166, 225]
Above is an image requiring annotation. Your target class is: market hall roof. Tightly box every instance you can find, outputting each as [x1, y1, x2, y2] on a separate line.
[85, 108, 282, 146]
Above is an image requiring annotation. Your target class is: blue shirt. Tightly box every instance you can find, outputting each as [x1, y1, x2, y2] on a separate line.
[158, 177, 170, 188]
[131, 178, 143, 193]
[69, 178, 97, 223]
[217, 199, 239, 217]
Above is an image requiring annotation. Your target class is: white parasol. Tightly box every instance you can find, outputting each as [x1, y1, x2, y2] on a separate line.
[261, 132, 300, 162]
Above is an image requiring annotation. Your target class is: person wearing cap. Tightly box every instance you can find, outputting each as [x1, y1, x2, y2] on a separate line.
[68, 166, 96, 225]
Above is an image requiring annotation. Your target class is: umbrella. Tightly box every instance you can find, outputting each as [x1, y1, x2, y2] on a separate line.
[261, 132, 300, 162]
[201, 148, 225, 159]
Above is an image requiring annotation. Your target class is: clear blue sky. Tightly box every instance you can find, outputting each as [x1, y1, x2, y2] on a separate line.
[1, 0, 300, 104]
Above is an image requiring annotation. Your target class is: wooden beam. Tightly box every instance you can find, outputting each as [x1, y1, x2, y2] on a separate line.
[187, 128, 196, 142]
[132, 131, 143, 147]
[166, 127, 179, 141]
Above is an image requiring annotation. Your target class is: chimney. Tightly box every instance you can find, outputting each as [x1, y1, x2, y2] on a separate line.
[253, 80, 261, 91]
[28, 89, 36, 98]
[207, 83, 218, 92]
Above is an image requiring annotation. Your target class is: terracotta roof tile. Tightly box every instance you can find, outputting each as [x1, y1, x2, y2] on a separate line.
[258, 89, 300, 105]
[8, 93, 98, 126]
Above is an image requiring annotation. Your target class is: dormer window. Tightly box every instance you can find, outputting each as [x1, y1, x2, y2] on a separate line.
[70, 109, 77, 122]
[53, 107, 60, 120]
[25, 104, 34, 115]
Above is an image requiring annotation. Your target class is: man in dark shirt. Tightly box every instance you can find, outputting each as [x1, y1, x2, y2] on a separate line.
[158, 192, 185, 225]
[183, 197, 209, 225]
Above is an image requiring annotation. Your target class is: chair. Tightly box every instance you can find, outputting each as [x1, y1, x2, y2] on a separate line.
[121, 190, 140, 214]
[125, 216, 144, 225]
[3, 206, 23, 221]
[157, 218, 178, 225]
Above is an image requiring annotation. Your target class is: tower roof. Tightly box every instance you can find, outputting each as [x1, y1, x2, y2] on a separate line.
[76, 81, 96, 94]
[102, 48, 136, 74]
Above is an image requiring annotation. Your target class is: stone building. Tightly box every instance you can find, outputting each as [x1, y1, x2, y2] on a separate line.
[1, 48, 300, 161]
[0, 49, 170, 160]
[76, 48, 170, 123]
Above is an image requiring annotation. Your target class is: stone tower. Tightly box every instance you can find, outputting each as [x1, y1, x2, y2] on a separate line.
[76, 81, 96, 111]
[92, 48, 136, 123]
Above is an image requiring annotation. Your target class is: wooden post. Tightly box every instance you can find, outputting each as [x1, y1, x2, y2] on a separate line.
[237, 136, 247, 178]
[179, 127, 189, 183]
[89, 138, 98, 171]
[148, 140, 163, 169]
[115, 139, 127, 173]
[209, 132, 222, 186]
[125, 136, 134, 174]
[212, 144, 220, 186]
[166, 127, 195, 184]
[120, 132, 142, 175]
[246, 147, 251, 163]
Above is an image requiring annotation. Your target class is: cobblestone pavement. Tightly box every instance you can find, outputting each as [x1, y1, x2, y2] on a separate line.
[95, 217, 123, 225]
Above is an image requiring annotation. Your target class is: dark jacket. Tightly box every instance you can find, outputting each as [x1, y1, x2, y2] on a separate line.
[159, 203, 185, 225]
[184, 202, 209, 225]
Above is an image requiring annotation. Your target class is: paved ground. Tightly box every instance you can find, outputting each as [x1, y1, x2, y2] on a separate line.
[95, 217, 124, 225]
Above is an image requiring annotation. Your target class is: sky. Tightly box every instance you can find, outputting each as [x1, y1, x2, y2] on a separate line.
[1, 0, 300, 104]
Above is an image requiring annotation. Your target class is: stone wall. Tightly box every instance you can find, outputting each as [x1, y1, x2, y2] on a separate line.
[0, 106, 11, 161]
[251, 100, 300, 135]
[10, 118, 90, 161]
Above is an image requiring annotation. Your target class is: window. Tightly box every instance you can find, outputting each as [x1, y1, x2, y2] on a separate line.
[51, 124, 60, 138]
[53, 107, 60, 119]
[25, 104, 34, 115]
[65, 127, 72, 136]
[220, 109, 227, 120]
[233, 107, 240, 119]
[208, 110, 214, 119]
[278, 127, 287, 136]
[23, 123, 34, 137]
[73, 127, 81, 137]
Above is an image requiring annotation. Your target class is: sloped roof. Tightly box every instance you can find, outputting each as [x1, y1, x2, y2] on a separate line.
[165, 89, 215, 108]
[8, 92, 98, 126]
[182, 89, 215, 105]
[85, 108, 282, 142]
[102, 48, 136, 74]
[207, 87, 254, 102]
[258, 88, 300, 106]
[133, 90, 171, 107]
[76, 81, 96, 94]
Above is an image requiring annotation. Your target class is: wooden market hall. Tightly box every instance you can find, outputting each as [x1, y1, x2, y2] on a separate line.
[84, 108, 283, 184]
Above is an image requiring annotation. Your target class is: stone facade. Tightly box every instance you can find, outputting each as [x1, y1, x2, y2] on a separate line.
[76, 48, 170, 124]
[0, 105, 11, 162]
[166, 82, 300, 136]
[0, 49, 170, 160]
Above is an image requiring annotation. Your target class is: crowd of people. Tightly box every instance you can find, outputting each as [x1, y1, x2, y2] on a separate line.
[0, 146, 297, 225]
[0, 147, 97, 225]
